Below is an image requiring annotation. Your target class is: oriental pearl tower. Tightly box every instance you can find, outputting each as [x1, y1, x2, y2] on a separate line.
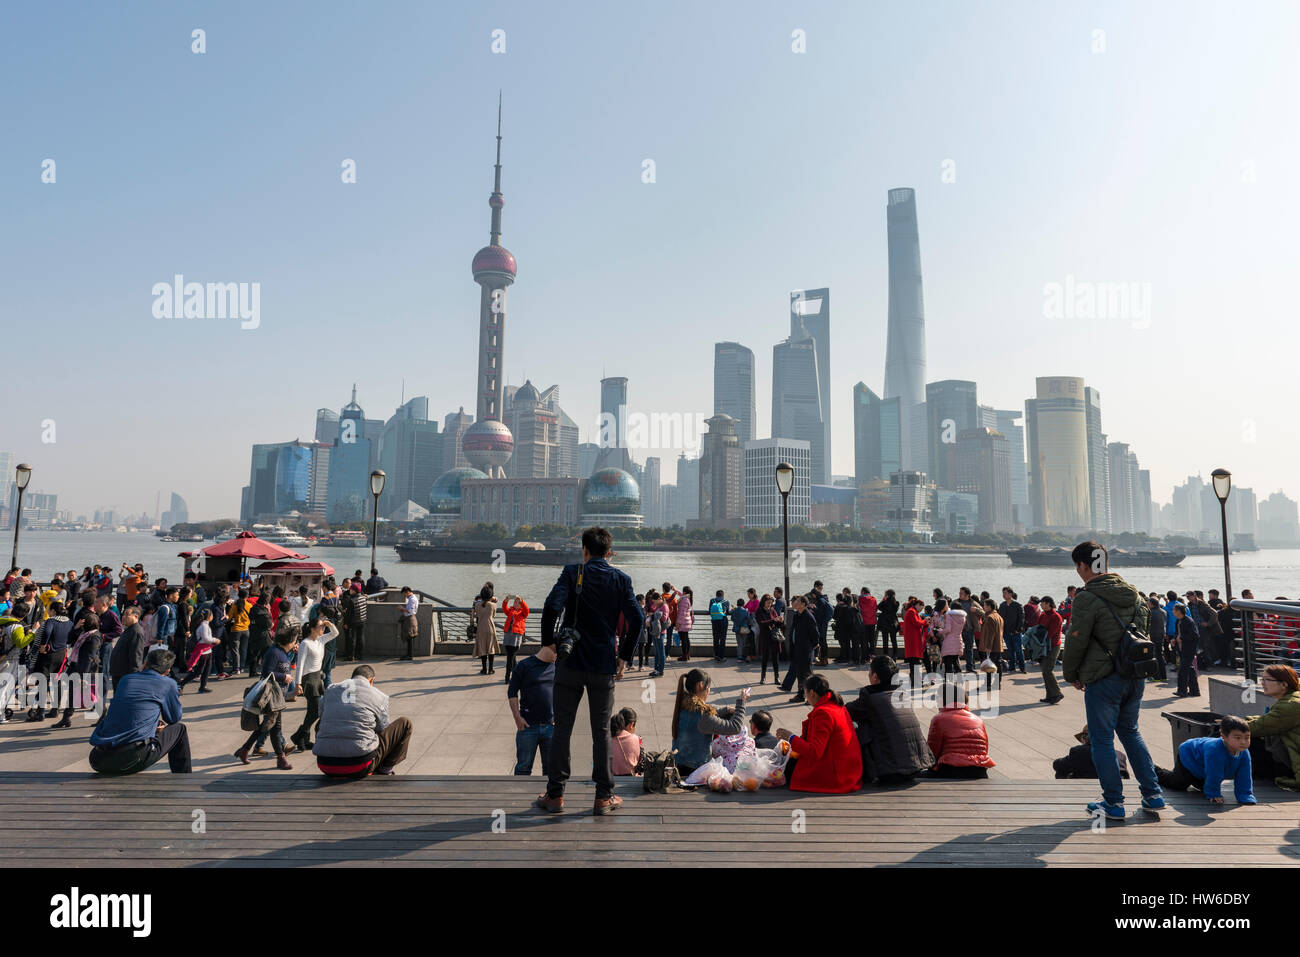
[462, 95, 516, 479]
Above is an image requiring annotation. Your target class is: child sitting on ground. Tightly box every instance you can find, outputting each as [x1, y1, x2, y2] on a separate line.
[611, 707, 643, 775]
[711, 703, 756, 772]
[1053, 724, 1128, 779]
[1156, 715, 1258, 805]
[750, 709, 778, 750]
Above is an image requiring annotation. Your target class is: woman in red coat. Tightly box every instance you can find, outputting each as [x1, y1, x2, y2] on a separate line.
[776, 674, 863, 793]
[902, 597, 929, 683]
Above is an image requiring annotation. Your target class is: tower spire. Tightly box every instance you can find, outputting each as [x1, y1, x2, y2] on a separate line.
[489, 91, 504, 246]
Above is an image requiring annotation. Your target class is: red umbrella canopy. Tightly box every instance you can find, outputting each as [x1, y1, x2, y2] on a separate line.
[201, 532, 306, 561]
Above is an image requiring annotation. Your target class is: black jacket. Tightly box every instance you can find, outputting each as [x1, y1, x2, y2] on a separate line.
[877, 596, 900, 628]
[790, 609, 819, 677]
[999, 600, 1024, 634]
[109, 623, 148, 684]
[541, 558, 643, 674]
[845, 683, 934, 783]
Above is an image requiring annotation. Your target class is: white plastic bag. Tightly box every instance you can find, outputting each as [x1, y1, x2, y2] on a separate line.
[736, 746, 791, 790]
[978, 656, 998, 674]
[682, 757, 733, 792]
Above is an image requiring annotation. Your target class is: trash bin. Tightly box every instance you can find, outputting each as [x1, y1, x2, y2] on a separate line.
[1161, 711, 1224, 753]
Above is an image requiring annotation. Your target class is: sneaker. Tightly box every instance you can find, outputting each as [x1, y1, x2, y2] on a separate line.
[1086, 800, 1126, 821]
[648, 671, 663, 678]
[1141, 796, 1166, 811]
[374, 765, 395, 775]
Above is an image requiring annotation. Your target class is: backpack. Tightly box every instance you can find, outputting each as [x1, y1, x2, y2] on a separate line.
[1093, 602, 1162, 680]
[709, 598, 727, 621]
[640, 748, 684, 793]
[646, 610, 663, 639]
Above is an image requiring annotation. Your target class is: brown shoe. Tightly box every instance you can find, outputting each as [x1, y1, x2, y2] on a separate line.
[252, 747, 267, 756]
[534, 794, 564, 813]
[283, 743, 297, 756]
[276, 755, 293, 770]
[234, 747, 251, 765]
[594, 794, 623, 816]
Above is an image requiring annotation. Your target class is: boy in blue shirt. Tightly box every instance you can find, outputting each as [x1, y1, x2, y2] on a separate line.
[1156, 715, 1257, 805]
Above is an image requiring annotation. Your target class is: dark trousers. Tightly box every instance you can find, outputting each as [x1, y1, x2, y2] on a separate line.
[90, 723, 192, 774]
[962, 633, 976, 671]
[294, 672, 324, 742]
[880, 624, 900, 656]
[31, 648, 68, 711]
[228, 631, 248, 672]
[245, 711, 286, 756]
[504, 646, 519, 678]
[678, 631, 691, 658]
[1177, 638, 1200, 695]
[374, 716, 413, 770]
[546, 662, 615, 800]
[178, 654, 211, 692]
[711, 619, 727, 659]
[1157, 753, 1204, 791]
[942, 654, 961, 676]
[817, 627, 829, 661]
[760, 644, 781, 683]
[345, 622, 366, 660]
[863, 624, 878, 660]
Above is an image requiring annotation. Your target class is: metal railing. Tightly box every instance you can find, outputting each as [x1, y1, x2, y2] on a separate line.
[1230, 598, 1300, 680]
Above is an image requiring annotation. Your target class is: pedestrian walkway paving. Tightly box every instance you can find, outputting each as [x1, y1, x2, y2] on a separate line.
[1, 773, 1295, 867]
[0, 652, 1210, 779]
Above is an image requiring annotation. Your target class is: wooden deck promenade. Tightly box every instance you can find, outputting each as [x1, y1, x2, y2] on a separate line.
[4, 772, 1297, 867]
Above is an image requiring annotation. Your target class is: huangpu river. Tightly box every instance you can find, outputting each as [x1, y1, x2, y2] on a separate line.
[10, 530, 1299, 606]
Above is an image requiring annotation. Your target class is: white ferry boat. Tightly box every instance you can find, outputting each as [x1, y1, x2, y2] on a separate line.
[327, 531, 369, 548]
[249, 523, 312, 547]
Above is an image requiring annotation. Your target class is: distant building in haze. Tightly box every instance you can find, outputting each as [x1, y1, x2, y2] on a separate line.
[1025, 376, 1091, 531]
[790, 289, 831, 482]
[772, 334, 825, 485]
[883, 189, 928, 474]
[714, 342, 756, 446]
[925, 380, 978, 490]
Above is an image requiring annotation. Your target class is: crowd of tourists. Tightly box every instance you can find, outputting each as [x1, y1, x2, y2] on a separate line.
[2, 534, 1298, 820]
[0, 562, 416, 777]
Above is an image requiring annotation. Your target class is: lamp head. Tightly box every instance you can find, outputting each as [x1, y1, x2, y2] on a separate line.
[370, 469, 386, 497]
[14, 464, 32, 491]
[775, 462, 794, 496]
[1211, 468, 1231, 503]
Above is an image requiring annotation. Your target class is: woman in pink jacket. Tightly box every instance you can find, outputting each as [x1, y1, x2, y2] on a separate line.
[933, 599, 967, 677]
[674, 586, 694, 661]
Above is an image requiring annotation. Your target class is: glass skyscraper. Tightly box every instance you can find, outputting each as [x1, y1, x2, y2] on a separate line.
[790, 289, 830, 483]
[883, 189, 928, 472]
[714, 341, 756, 445]
[772, 334, 825, 485]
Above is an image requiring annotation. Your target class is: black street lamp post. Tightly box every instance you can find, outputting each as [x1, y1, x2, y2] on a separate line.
[9, 463, 32, 571]
[776, 462, 794, 607]
[369, 469, 386, 578]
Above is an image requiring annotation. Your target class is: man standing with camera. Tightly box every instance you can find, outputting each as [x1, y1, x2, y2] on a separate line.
[535, 527, 643, 816]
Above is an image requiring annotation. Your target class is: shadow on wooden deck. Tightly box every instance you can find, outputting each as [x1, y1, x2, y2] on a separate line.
[2, 773, 1297, 867]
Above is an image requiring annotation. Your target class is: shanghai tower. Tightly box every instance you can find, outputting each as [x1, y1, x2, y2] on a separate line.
[883, 187, 928, 472]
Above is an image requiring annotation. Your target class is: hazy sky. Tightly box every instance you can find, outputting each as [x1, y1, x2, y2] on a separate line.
[5, 0, 1298, 520]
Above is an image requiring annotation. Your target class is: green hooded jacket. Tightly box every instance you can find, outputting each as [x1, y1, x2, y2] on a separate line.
[1061, 574, 1148, 686]
[1246, 689, 1300, 784]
